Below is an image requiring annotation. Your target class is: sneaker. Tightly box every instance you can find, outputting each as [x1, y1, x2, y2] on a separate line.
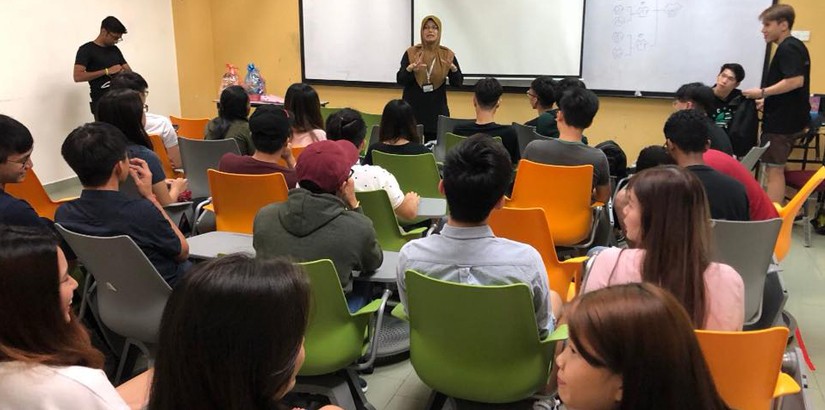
[358, 377, 368, 393]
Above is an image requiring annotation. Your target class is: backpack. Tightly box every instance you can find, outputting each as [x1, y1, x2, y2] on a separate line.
[595, 140, 628, 181]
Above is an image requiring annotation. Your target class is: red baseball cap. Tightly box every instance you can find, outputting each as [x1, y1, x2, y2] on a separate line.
[295, 140, 359, 193]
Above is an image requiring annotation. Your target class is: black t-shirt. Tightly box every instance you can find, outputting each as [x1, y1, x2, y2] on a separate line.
[687, 165, 749, 221]
[0, 190, 46, 227]
[762, 36, 811, 134]
[55, 190, 184, 286]
[75, 42, 128, 104]
[363, 142, 431, 165]
[452, 122, 520, 164]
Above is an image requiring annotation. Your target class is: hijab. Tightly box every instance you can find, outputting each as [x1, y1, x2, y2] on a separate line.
[405, 15, 455, 89]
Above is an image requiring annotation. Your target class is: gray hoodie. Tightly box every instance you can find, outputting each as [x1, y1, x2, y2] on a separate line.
[253, 188, 383, 291]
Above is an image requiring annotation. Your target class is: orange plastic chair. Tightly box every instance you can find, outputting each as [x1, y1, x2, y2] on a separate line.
[773, 166, 825, 261]
[291, 146, 305, 160]
[488, 207, 587, 300]
[506, 161, 601, 247]
[695, 327, 800, 410]
[5, 169, 76, 220]
[148, 134, 183, 179]
[206, 170, 289, 233]
[169, 116, 209, 140]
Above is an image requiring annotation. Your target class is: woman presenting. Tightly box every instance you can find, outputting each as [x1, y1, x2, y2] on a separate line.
[397, 15, 463, 142]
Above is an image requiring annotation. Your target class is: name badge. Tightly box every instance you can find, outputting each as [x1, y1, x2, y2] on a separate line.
[422, 83, 434, 93]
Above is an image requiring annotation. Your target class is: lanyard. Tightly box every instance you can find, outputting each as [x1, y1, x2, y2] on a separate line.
[426, 58, 436, 84]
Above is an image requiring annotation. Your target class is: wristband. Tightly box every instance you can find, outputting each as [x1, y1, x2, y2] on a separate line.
[105, 68, 109, 76]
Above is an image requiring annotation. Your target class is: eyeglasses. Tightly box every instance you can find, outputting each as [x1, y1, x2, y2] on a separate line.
[6, 153, 32, 168]
[107, 31, 123, 43]
[526, 90, 537, 98]
[348, 168, 355, 179]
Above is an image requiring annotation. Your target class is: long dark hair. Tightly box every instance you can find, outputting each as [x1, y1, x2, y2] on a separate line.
[96, 88, 153, 150]
[0, 225, 103, 368]
[214, 85, 250, 140]
[379, 99, 420, 144]
[627, 165, 713, 327]
[284, 83, 324, 133]
[567, 283, 730, 410]
[148, 254, 311, 410]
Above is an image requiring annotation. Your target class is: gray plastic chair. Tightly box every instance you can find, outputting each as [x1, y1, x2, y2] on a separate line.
[710, 218, 782, 326]
[512, 122, 550, 156]
[739, 141, 771, 172]
[178, 137, 240, 199]
[55, 224, 172, 384]
[368, 124, 424, 148]
[433, 115, 473, 162]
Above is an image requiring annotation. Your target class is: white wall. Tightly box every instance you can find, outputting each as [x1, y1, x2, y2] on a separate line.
[0, 0, 181, 184]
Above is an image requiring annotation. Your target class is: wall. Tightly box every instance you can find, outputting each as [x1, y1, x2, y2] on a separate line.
[0, 0, 181, 184]
[173, 0, 822, 163]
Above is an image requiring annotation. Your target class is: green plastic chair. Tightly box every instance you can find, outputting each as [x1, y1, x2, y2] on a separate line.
[444, 132, 503, 155]
[320, 106, 340, 122]
[400, 270, 568, 405]
[355, 190, 426, 251]
[371, 151, 443, 199]
[360, 112, 382, 131]
[293, 260, 390, 408]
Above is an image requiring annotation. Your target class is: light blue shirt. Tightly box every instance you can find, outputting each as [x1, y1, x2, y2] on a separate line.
[397, 224, 555, 333]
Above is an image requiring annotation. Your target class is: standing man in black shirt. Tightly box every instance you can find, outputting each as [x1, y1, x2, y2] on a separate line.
[743, 4, 811, 203]
[73, 16, 132, 116]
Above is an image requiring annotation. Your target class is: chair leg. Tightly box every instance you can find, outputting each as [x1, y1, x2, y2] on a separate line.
[426, 390, 449, 410]
[78, 273, 95, 319]
[114, 338, 135, 385]
[804, 196, 814, 247]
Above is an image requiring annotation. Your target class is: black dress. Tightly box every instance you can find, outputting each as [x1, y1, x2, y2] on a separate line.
[396, 53, 463, 142]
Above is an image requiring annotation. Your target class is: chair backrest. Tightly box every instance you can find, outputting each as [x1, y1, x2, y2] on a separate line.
[775, 166, 825, 261]
[405, 270, 557, 403]
[361, 112, 382, 131]
[207, 170, 288, 233]
[739, 141, 771, 171]
[371, 151, 442, 199]
[178, 137, 240, 198]
[512, 122, 550, 155]
[299, 259, 372, 376]
[5, 169, 59, 220]
[696, 327, 793, 410]
[710, 218, 782, 325]
[488, 207, 576, 299]
[147, 134, 178, 178]
[444, 132, 502, 155]
[169, 116, 209, 140]
[435, 115, 473, 161]
[508, 161, 594, 246]
[355, 190, 410, 251]
[55, 224, 171, 343]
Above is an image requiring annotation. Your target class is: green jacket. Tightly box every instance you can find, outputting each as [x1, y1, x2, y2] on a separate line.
[253, 188, 383, 291]
[204, 118, 255, 155]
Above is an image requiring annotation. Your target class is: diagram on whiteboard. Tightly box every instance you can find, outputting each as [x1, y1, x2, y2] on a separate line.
[610, 0, 683, 59]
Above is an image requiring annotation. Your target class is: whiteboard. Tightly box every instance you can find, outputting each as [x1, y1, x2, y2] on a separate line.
[582, 0, 772, 94]
[412, 0, 584, 77]
[301, 0, 412, 83]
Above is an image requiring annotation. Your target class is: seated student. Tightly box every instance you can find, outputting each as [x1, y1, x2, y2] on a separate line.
[541, 78, 591, 144]
[711, 63, 759, 156]
[110, 71, 182, 168]
[284, 83, 326, 148]
[56, 122, 189, 286]
[673, 82, 734, 155]
[664, 109, 749, 221]
[148, 254, 342, 410]
[96, 89, 188, 206]
[397, 135, 561, 335]
[253, 139, 382, 311]
[704, 149, 779, 221]
[523, 87, 611, 203]
[452, 77, 520, 164]
[524, 76, 558, 133]
[218, 105, 298, 188]
[0, 115, 48, 227]
[0, 225, 129, 409]
[558, 283, 731, 410]
[326, 108, 420, 221]
[363, 99, 430, 165]
[205, 85, 254, 155]
[583, 165, 744, 331]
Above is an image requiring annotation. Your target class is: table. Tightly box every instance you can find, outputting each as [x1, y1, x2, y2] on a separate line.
[416, 197, 447, 218]
[187, 231, 398, 282]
